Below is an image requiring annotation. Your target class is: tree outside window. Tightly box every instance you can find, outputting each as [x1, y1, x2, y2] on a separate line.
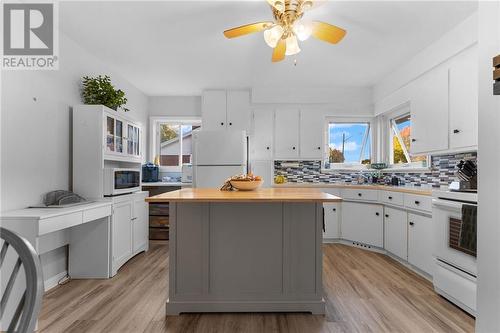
[390, 114, 427, 166]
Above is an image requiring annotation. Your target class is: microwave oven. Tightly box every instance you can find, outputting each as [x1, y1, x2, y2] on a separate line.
[104, 168, 141, 196]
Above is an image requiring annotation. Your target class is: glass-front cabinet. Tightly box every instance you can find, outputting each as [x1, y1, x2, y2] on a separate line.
[104, 113, 141, 160]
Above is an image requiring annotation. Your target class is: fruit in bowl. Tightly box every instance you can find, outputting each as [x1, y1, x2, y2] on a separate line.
[226, 173, 263, 191]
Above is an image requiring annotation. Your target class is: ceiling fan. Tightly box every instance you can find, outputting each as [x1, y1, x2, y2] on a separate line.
[223, 0, 346, 63]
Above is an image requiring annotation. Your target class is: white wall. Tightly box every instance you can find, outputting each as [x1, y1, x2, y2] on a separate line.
[476, 1, 500, 332]
[0, 32, 148, 284]
[149, 96, 201, 117]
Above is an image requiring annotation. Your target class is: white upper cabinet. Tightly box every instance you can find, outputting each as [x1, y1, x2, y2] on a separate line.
[251, 109, 274, 160]
[275, 109, 300, 159]
[202, 90, 251, 132]
[202, 90, 227, 130]
[227, 90, 251, 131]
[410, 65, 449, 154]
[449, 47, 478, 150]
[299, 110, 324, 159]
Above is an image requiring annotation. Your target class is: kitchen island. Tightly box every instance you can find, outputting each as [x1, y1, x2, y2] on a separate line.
[146, 188, 341, 315]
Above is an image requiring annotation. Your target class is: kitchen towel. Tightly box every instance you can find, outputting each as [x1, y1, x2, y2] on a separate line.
[459, 204, 477, 256]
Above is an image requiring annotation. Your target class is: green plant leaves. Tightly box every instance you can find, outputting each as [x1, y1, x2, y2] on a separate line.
[81, 75, 130, 112]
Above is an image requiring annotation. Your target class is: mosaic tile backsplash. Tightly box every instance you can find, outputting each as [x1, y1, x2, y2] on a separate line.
[274, 152, 477, 187]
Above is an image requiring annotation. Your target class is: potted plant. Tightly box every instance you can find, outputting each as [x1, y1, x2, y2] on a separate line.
[81, 75, 130, 112]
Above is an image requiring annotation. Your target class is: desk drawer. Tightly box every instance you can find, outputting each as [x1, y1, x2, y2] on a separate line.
[39, 212, 82, 235]
[380, 191, 404, 206]
[83, 205, 112, 223]
[404, 194, 432, 212]
[341, 188, 378, 201]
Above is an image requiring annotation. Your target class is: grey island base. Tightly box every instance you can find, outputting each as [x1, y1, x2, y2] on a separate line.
[146, 188, 341, 315]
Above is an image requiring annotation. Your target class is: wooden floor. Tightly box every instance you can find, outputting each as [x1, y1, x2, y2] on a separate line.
[38, 241, 475, 333]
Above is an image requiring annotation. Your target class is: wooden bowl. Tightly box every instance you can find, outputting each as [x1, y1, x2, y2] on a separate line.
[230, 180, 263, 191]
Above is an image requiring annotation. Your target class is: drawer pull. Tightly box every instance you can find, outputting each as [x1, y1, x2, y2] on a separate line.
[292, 147, 296, 150]
[229, 122, 232, 126]
[414, 200, 420, 205]
[220, 122, 224, 126]
[317, 147, 321, 150]
[411, 138, 416, 142]
[358, 193, 362, 197]
[332, 208, 336, 212]
[385, 214, 389, 218]
[388, 196, 392, 200]
[375, 212, 380, 216]
[453, 129, 460, 134]
[409, 221, 415, 226]
[266, 147, 270, 150]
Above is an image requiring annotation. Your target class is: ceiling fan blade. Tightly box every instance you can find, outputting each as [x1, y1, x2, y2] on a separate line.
[223, 21, 273, 39]
[272, 39, 286, 62]
[311, 21, 346, 44]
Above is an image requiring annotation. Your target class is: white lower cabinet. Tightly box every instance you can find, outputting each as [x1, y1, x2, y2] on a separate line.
[384, 207, 408, 260]
[341, 202, 383, 248]
[323, 203, 340, 239]
[111, 191, 149, 276]
[408, 213, 434, 276]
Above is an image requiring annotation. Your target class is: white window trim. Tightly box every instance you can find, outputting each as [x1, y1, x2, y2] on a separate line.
[324, 116, 376, 170]
[382, 105, 430, 170]
[149, 116, 202, 172]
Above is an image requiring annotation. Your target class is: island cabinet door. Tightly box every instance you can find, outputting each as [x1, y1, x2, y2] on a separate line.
[341, 202, 383, 248]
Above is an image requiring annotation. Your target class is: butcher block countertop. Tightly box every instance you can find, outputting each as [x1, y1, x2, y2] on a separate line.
[146, 188, 342, 203]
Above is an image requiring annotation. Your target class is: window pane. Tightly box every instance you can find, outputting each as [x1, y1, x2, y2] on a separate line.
[392, 114, 427, 166]
[159, 124, 180, 166]
[181, 125, 193, 164]
[328, 123, 371, 164]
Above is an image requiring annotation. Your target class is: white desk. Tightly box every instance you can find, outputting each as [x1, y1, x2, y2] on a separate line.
[1, 201, 113, 280]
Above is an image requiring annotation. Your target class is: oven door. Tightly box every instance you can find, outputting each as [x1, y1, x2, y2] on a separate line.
[114, 170, 141, 195]
[433, 198, 477, 276]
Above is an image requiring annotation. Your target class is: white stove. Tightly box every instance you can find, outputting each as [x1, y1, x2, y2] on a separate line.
[432, 189, 477, 316]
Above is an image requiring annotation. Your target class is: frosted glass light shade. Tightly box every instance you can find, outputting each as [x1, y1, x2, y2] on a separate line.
[293, 21, 313, 41]
[285, 35, 301, 55]
[263, 25, 284, 48]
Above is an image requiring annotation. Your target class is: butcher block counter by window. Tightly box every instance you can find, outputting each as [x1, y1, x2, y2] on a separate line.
[146, 188, 341, 315]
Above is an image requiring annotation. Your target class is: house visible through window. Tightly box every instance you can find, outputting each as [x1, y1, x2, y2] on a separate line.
[390, 114, 427, 166]
[328, 122, 371, 165]
[157, 122, 201, 169]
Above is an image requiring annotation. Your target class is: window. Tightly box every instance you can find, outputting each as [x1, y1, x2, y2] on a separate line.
[389, 113, 427, 167]
[328, 121, 371, 166]
[151, 118, 201, 171]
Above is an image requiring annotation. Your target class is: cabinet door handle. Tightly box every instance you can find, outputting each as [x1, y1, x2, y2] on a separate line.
[385, 214, 389, 218]
[229, 122, 232, 126]
[414, 200, 420, 205]
[453, 129, 460, 134]
[131, 217, 137, 221]
[409, 221, 415, 226]
[388, 196, 392, 200]
[358, 193, 362, 197]
[332, 208, 336, 212]
[317, 147, 321, 150]
[411, 138, 416, 142]
[220, 122, 224, 126]
[375, 212, 380, 216]
[292, 147, 296, 150]
[266, 147, 270, 150]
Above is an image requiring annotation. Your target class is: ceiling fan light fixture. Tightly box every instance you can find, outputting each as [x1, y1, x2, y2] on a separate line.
[285, 35, 301, 55]
[263, 24, 284, 48]
[293, 20, 313, 41]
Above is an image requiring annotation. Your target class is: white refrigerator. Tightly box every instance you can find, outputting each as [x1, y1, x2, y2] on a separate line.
[192, 130, 248, 188]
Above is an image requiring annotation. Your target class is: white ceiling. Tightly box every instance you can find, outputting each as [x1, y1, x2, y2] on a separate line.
[60, 1, 477, 96]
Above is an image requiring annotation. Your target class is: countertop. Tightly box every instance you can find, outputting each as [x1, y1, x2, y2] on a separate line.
[146, 188, 342, 203]
[273, 183, 435, 196]
[141, 182, 192, 187]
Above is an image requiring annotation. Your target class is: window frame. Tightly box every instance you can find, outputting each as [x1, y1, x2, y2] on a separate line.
[384, 105, 430, 170]
[149, 116, 202, 172]
[324, 116, 376, 170]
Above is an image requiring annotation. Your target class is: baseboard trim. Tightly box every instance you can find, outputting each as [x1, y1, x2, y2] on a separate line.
[166, 298, 326, 315]
[44, 270, 68, 292]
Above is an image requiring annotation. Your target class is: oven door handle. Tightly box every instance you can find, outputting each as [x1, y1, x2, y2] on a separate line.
[432, 198, 477, 210]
